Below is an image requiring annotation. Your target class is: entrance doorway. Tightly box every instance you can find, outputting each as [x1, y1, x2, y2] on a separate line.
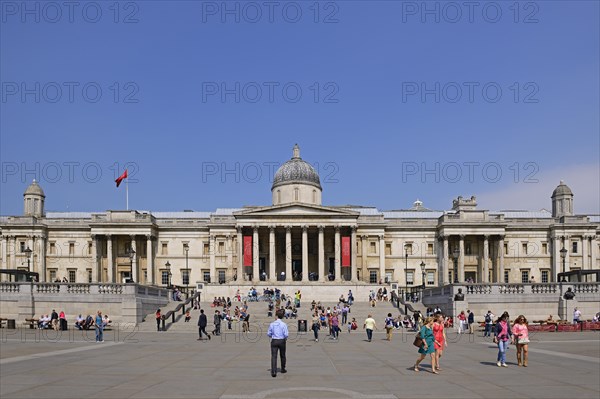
[292, 259, 302, 280]
[465, 271, 477, 283]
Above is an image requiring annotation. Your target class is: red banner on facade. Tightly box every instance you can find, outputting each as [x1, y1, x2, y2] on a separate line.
[243, 236, 253, 266]
[341, 236, 351, 267]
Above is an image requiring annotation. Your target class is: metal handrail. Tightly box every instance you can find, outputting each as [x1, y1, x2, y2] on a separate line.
[161, 291, 200, 331]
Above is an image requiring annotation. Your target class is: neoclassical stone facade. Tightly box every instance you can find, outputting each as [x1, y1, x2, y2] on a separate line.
[1, 146, 599, 287]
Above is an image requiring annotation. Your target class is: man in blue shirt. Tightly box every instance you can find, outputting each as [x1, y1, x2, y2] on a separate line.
[267, 308, 289, 377]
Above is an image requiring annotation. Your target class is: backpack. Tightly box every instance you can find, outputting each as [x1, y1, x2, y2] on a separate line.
[385, 317, 393, 327]
[485, 314, 492, 323]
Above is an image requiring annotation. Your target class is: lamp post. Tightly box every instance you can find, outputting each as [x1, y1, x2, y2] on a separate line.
[560, 246, 568, 282]
[128, 248, 136, 283]
[420, 261, 426, 290]
[165, 261, 172, 288]
[452, 248, 460, 283]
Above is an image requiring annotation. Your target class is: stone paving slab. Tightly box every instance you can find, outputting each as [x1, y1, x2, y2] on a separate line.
[1, 326, 599, 399]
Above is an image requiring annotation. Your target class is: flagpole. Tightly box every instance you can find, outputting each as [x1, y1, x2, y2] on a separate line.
[126, 178, 129, 210]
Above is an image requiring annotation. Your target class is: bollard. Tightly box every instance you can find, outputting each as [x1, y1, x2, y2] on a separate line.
[161, 316, 166, 331]
[172, 312, 175, 323]
[182, 304, 185, 315]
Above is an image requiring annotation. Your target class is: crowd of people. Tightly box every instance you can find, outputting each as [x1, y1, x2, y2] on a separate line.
[35, 309, 111, 332]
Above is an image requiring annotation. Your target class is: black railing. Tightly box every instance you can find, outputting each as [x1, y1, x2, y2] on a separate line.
[161, 291, 200, 331]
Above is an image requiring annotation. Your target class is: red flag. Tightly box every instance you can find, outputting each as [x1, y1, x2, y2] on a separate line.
[115, 169, 128, 187]
[342, 236, 351, 267]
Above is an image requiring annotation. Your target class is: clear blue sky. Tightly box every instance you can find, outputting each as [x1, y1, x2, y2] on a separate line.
[1, 1, 599, 215]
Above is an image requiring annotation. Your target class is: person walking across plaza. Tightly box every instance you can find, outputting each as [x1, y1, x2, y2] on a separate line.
[212, 310, 221, 336]
[467, 309, 475, 334]
[414, 316, 438, 374]
[95, 310, 105, 343]
[512, 315, 530, 367]
[573, 307, 582, 324]
[363, 314, 377, 342]
[484, 310, 494, 337]
[384, 313, 395, 341]
[433, 313, 447, 371]
[155, 309, 162, 332]
[311, 312, 320, 342]
[494, 313, 513, 367]
[267, 309, 289, 377]
[197, 309, 210, 340]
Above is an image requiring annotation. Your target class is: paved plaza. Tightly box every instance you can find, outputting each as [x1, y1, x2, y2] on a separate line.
[1, 301, 599, 399]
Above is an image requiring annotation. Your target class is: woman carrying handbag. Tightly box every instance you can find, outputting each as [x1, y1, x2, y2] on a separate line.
[512, 315, 530, 367]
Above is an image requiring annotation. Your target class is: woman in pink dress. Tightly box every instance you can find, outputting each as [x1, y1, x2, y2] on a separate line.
[512, 315, 530, 367]
[433, 313, 447, 371]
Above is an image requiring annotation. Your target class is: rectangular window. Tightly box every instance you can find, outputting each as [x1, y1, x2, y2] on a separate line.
[69, 243, 75, 256]
[504, 243, 508, 255]
[49, 269, 57, 282]
[182, 270, 190, 286]
[161, 243, 168, 255]
[161, 271, 169, 286]
[203, 243, 210, 256]
[522, 243, 528, 255]
[465, 243, 472, 255]
[369, 242, 376, 254]
[20, 242, 26, 252]
[49, 242, 56, 255]
[427, 271, 435, 285]
[87, 269, 92, 283]
[218, 270, 226, 284]
[219, 242, 225, 255]
[542, 243, 548, 255]
[405, 243, 413, 255]
[521, 270, 529, 283]
[427, 243, 434, 255]
[369, 270, 377, 284]
[504, 270, 509, 284]
[385, 243, 392, 256]
[572, 241, 578, 254]
[407, 271, 414, 285]
[541, 270, 549, 283]
[88, 242, 93, 255]
[68, 270, 76, 283]
[203, 271, 211, 282]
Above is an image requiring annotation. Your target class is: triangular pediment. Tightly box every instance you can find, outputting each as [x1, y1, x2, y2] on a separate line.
[234, 204, 359, 218]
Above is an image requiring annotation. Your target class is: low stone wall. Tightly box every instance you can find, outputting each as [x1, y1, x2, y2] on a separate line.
[0, 283, 170, 325]
[421, 283, 600, 321]
[199, 282, 387, 302]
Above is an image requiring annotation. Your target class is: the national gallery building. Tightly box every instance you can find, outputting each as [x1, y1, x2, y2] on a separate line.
[1, 145, 599, 287]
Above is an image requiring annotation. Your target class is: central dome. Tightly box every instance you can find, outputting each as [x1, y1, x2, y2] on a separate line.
[272, 144, 322, 190]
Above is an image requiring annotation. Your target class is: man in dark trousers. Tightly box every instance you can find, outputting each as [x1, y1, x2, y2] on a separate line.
[197, 309, 210, 341]
[212, 310, 221, 336]
[467, 309, 475, 334]
[267, 308, 289, 377]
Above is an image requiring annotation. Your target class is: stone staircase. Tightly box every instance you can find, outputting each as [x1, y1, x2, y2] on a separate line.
[149, 299, 406, 333]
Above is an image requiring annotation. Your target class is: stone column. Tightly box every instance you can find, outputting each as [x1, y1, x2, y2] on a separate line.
[285, 226, 292, 281]
[237, 227, 243, 280]
[11, 236, 17, 270]
[591, 235, 598, 269]
[226, 234, 233, 279]
[334, 227, 341, 281]
[498, 236, 504, 283]
[91, 235, 99, 282]
[581, 235, 588, 270]
[361, 235, 368, 268]
[458, 235, 465, 283]
[1, 236, 7, 272]
[131, 235, 138, 283]
[210, 234, 217, 283]
[107, 235, 114, 283]
[252, 227, 259, 281]
[552, 236, 560, 282]
[483, 235, 489, 283]
[563, 236, 570, 274]
[442, 236, 449, 285]
[39, 236, 46, 282]
[302, 226, 309, 282]
[351, 227, 357, 282]
[269, 227, 276, 283]
[318, 226, 325, 282]
[146, 235, 154, 285]
[379, 235, 385, 283]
